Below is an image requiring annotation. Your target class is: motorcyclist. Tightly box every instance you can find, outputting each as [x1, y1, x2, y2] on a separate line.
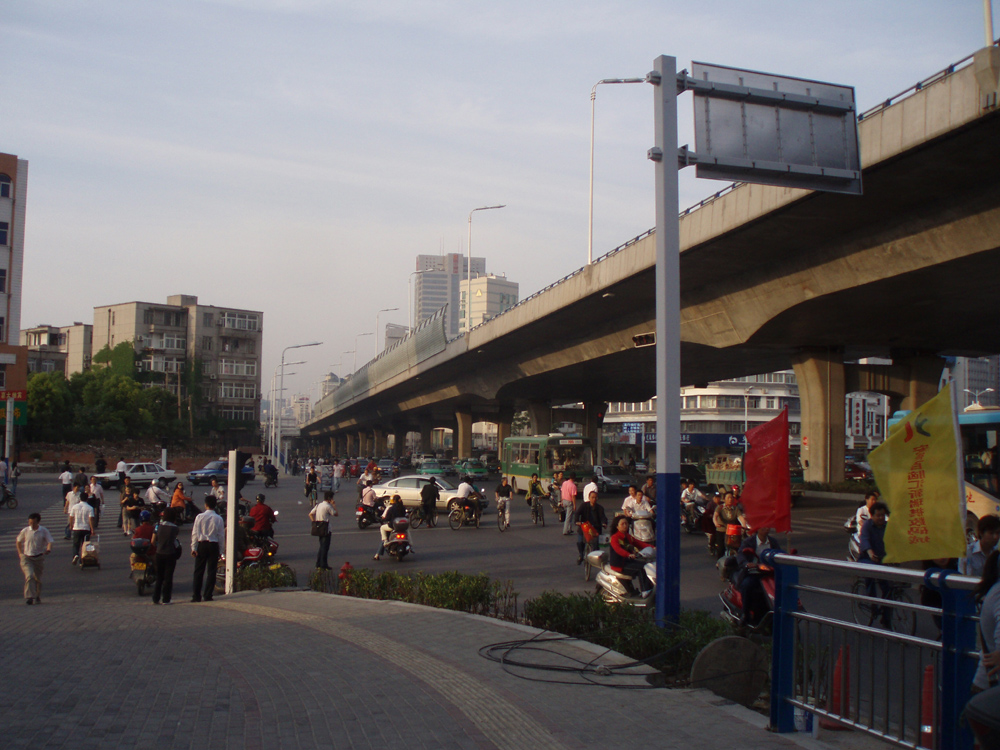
[249, 493, 277, 540]
[574, 490, 608, 565]
[713, 491, 746, 561]
[680, 481, 706, 524]
[608, 514, 654, 597]
[360, 480, 378, 509]
[621, 485, 653, 518]
[455, 479, 482, 519]
[145, 479, 170, 510]
[132, 510, 157, 554]
[419, 478, 440, 524]
[734, 527, 781, 626]
[373, 494, 408, 561]
[209, 479, 226, 502]
[263, 460, 278, 486]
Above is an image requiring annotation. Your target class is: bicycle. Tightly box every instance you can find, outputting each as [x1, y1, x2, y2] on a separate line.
[408, 505, 437, 529]
[850, 576, 916, 635]
[497, 499, 510, 532]
[304, 482, 318, 507]
[448, 503, 481, 530]
[528, 494, 544, 526]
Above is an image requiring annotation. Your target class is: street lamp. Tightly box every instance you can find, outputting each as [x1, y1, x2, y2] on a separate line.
[588, 77, 645, 265]
[268, 360, 305, 463]
[964, 387, 994, 406]
[354, 333, 372, 372]
[467, 204, 505, 332]
[375, 308, 398, 354]
[277, 342, 322, 470]
[743, 386, 756, 433]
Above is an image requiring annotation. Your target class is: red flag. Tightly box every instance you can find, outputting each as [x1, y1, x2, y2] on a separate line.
[740, 407, 792, 533]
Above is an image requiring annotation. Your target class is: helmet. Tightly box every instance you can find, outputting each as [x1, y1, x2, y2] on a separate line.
[139, 510, 151, 522]
[255, 493, 266, 503]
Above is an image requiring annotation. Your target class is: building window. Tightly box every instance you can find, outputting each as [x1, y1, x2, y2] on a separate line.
[219, 359, 256, 376]
[221, 312, 260, 331]
[143, 309, 154, 324]
[218, 407, 255, 421]
[0, 316, 6, 341]
[0, 222, 7, 246]
[0, 367, 5, 387]
[0, 268, 6, 294]
[202, 361, 213, 375]
[0, 175, 10, 199]
[244, 339, 256, 355]
[219, 382, 256, 399]
[202, 336, 212, 351]
[41, 360, 55, 372]
[203, 312, 213, 327]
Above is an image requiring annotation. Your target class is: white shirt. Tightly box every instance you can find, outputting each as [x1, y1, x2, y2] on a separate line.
[65, 490, 82, 512]
[69, 502, 94, 531]
[59, 470, 74, 485]
[960, 540, 993, 577]
[211, 485, 226, 501]
[190, 509, 225, 551]
[582, 482, 599, 503]
[146, 485, 170, 504]
[855, 504, 871, 530]
[116, 461, 127, 473]
[621, 495, 653, 516]
[333, 464, 345, 478]
[89, 483, 105, 506]
[456, 482, 474, 499]
[310, 500, 337, 523]
[17, 525, 54, 556]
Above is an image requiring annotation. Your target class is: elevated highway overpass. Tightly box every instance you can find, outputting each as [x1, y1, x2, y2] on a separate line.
[304, 47, 1000, 482]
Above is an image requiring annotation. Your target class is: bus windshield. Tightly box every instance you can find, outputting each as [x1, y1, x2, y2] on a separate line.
[546, 441, 593, 475]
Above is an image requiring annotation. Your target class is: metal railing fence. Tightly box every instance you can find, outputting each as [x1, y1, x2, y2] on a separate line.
[762, 550, 980, 750]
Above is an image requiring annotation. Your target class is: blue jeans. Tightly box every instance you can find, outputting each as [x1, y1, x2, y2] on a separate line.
[562, 503, 574, 534]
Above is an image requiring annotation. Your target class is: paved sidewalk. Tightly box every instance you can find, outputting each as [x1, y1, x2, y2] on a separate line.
[0, 589, 875, 750]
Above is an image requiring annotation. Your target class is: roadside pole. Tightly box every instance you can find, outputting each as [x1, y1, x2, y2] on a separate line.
[225, 450, 237, 594]
[650, 55, 682, 622]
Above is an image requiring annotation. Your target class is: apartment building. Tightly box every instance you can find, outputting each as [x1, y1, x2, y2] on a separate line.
[92, 294, 263, 422]
[21, 323, 93, 375]
[461, 273, 518, 332]
[413, 253, 486, 337]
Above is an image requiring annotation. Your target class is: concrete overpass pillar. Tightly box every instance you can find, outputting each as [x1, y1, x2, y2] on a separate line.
[356, 431, 368, 458]
[897, 354, 945, 412]
[328, 437, 336, 457]
[346, 433, 355, 457]
[527, 400, 551, 436]
[495, 405, 514, 453]
[792, 349, 846, 484]
[373, 429, 385, 457]
[584, 402, 608, 464]
[455, 410, 473, 460]
[390, 429, 405, 458]
[419, 421, 434, 454]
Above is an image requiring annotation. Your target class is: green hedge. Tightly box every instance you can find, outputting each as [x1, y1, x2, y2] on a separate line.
[233, 563, 297, 591]
[522, 591, 731, 680]
[312, 569, 519, 621]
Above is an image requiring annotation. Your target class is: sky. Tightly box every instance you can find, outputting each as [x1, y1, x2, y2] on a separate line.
[3, 0, 992, 403]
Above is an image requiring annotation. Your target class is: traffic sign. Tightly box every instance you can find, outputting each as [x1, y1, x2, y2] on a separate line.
[0, 390, 26, 401]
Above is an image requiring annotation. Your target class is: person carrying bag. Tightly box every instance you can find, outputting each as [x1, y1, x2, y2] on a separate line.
[308, 491, 337, 570]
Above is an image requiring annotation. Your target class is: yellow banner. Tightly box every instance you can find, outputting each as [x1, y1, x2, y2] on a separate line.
[868, 383, 966, 563]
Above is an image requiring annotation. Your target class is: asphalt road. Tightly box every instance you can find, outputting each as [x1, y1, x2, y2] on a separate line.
[1, 472, 877, 618]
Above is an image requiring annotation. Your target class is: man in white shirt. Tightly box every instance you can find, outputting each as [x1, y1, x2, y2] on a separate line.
[209, 479, 226, 501]
[332, 460, 345, 493]
[456, 480, 482, 517]
[146, 481, 170, 506]
[582, 476, 599, 508]
[69, 497, 95, 565]
[17, 513, 53, 604]
[960, 514, 1000, 577]
[58, 467, 74, 502]
[63, 481, 83, 539]
[308, 491, 338, 569]
[621, 485, 653, 517]
[190, 496, 226, 602]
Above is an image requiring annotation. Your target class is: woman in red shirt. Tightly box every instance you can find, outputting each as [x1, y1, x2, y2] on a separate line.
[609, 515, 655, 597]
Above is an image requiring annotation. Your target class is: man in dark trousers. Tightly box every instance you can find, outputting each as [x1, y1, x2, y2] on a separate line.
[190, 496, 225, 603]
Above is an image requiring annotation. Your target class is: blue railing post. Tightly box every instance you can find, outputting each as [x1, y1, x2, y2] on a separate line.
[764, 550, 798, 732]
[928, 570, 976, 750]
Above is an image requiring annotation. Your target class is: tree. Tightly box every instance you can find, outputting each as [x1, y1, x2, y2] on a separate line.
[25, 372, 73, 441]
[91, 341, 137, 377]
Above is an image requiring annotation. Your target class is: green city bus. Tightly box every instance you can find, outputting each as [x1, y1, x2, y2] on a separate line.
[501, 435, 594, 494]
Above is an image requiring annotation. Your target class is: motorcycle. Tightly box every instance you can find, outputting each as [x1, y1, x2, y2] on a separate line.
[1, 482, 17, 509]
[592, 546, 656, 607]
[719, 548, 802, 635]
[215, 496, 252, 522]
[844, 513, 861, 562]
[383, 516, 412, 561]
[448, 497, 483, 530]
[716, 517, 750, 580]
[129, 537, 156, 596]
[264, 473, 278, 488]
[631, 508, 656, 544]
[356, 498, 386, 529]
[680, 498, 707, 534]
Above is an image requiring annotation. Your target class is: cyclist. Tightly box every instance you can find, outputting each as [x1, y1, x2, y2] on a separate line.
[495, 477, 513, 529]
[304, 465, 319, 506]
[456, 479, 482, 520]
[574, 490, 608, 565]
[418, 478, 440, 525]
[526, 473, 545, 518]
[858, 501, 893, 627]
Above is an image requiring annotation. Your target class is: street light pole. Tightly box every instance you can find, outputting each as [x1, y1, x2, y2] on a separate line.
[375, 308, 398, 354]
[467, 204, 505, 332]
[964, 387, 994, 406]
[277, 342, 322, 471]
[588, 77, 645, 265]
[743, 386, 756, 433]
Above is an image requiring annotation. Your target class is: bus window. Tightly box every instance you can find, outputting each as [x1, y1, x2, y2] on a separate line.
[527, 447, 539, 466]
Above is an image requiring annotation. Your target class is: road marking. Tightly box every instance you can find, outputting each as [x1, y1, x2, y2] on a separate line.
[218, 600, 566, 750]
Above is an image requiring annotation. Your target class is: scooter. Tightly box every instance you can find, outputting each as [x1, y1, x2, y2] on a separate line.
[383, 516, 412, 561]
[681, 499, 706, 534]
[264, 473, 278, 488]
[129, 537, 156, 596]
[591, 546, 656, 608]
[844, 514, 860, 562]
[631, 508, 656, 544]
[719, 560, 777, 634]
[356, 498, 386, 529]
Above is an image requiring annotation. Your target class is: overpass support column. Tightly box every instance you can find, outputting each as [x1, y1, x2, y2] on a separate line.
[372, 429, 385, 457]
[390, 429, 405, 458]
[346, 433, 355, 457]
[792, 350, 846, 484]
[897, 354, 945, 412]
[495, 405, 514, 453]
[584, 402, 608, 464]
[455, 410, 473, 460]
[419, 421, 434, 455]
[328, 437, 336, 456]
[357, 431, 368, 458]
[527, 400, 552, 436]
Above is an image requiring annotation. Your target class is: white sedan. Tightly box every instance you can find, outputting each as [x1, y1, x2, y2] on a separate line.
[370, 475, 489, 513]
[94, 462, 177, 489]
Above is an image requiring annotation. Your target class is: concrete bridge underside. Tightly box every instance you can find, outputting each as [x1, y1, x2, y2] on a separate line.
[306, 61, 1000, 482]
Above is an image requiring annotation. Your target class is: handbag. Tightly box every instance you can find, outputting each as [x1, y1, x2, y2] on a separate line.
[172, 539, 183, 560]
[311, 520, 329, 537]
[580, 521, 598, 543]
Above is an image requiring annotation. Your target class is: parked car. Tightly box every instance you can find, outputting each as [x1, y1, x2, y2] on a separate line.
[593, 464, 631, 493]
[370, 475, 488, 513]
[94, 462, 176, 489]
[481, 454, 501, 474]
[457, 459, 489, 483]
[187, 460, 255, 486]
[439, 458, 458, 477]
[844, 461, 873, 481]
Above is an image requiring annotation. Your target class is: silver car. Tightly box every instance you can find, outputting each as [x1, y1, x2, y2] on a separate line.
[370, 475, 488, 513]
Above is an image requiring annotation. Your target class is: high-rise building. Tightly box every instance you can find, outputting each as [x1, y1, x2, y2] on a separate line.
[92, 295, 263, 423]
[413, 253, 485, 337]
[947, 355, 1000, 408]
[21, 323, 93, 375]
[0, 154, 27, 347]
[461, 274, 518, 332]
